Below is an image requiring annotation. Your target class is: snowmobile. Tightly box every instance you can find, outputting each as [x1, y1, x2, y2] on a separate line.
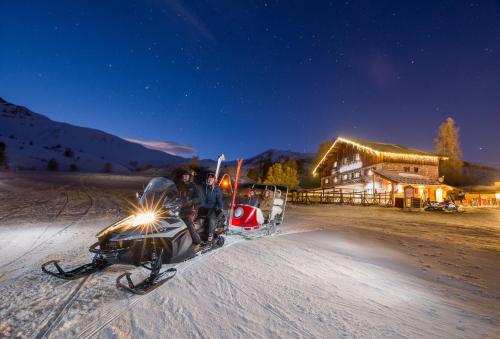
[42, 177, 227, 294]
[424, 200, 458, 212]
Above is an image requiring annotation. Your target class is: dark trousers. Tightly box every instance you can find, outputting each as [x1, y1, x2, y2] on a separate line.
[181, 207, 201, 245]
[206, 208, 218, 239]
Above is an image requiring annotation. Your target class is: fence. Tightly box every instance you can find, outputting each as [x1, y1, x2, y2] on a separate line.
[289, 189, 393, 207]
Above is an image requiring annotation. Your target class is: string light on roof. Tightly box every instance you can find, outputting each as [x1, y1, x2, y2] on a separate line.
[312, 137, 446, 175]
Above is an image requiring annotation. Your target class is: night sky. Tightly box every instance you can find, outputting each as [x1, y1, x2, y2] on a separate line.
[1, 1, 499, 167]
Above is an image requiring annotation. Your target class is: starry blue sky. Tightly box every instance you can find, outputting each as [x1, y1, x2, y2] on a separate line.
[1, 1, 499, 167]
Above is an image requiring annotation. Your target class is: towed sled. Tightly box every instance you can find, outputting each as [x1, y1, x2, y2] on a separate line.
[42, 177, 227, 294]
[229, 183, 288, 238]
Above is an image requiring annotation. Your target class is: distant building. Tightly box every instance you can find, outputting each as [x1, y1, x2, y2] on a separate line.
[313, 136, 453, 207]
[459, 182, 500, 207]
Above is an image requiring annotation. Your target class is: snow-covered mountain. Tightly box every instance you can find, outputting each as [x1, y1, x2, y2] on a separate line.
[240, 149, 314, 167]
[0, 98, 184, 172]
[198, 149, 314, 169]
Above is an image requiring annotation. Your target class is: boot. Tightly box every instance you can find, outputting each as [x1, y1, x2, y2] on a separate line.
[207, 234, 214, 246]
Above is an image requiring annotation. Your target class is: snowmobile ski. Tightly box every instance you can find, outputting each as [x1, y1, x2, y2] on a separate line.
[42, 256, 111, 280]
[115, 268, 177, 295]
[116, 248, 177, 295]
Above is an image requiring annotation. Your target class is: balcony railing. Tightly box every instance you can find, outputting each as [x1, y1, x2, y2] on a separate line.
[289, 189, 392, 206]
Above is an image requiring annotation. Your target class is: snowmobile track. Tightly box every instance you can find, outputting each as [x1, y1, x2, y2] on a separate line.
[0, 180, 94, 272]
[209, 259, 316, 339]
[74, 238, 243, 339]
[27, 189, 70, 253]
[34, 276, 90, 339]
[0, 185, 65, 221]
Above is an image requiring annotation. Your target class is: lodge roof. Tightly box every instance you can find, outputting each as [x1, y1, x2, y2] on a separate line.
[373, 170, 441, 186]
[341, 137, 438, 157]
[313, 136, 444, 174]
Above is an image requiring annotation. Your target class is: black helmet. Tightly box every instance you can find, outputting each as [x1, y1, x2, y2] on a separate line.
[206, 172, 216, 183]
[179, 168, 191, 176]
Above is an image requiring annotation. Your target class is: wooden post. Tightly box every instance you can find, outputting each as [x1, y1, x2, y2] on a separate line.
[390, 181, 395, 207]
[229, 159, 243, 227]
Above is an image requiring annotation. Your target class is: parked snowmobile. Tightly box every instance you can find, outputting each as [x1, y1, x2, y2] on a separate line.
[424, 200, 458, 212]
[42, 177, 227, 294]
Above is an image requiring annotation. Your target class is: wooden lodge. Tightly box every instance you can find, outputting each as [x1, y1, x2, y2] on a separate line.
[311, 136, 453, 208]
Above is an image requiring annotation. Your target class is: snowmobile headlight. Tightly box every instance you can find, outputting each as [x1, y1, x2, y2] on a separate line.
[132, 211, 157, 226]
[234, 207, 244, 218]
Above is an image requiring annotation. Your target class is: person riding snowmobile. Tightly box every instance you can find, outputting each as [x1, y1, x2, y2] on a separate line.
[176, 169, 203, 244]
[199, 172, 224, 245]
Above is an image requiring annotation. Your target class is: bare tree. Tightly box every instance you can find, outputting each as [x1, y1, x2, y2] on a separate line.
[434, 117, 463, 185]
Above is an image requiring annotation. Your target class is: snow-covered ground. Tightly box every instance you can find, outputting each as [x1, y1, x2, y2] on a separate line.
[0, 174, 499, 338]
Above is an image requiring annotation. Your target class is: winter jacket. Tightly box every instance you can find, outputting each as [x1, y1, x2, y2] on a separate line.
[201, 184, 224, 210]
[246, 195, 260, 207]
[177, 181, 203, 210]
[260, 196, 273, 212]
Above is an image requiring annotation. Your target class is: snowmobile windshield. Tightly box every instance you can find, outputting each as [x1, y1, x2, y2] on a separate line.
[139, 177, 179, 207]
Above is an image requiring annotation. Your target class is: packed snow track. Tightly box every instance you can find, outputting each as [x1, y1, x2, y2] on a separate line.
[0, 174, 499, 338]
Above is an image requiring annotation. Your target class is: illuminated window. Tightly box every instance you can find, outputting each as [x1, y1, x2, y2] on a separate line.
[355, 153, 360, 161]
[436, 188, 443, 202]
[342, 157, 348, 165]
[333, 161, 337, 168]
[334, 176, 338, 183]
[354, 171, 360, 178]
[342, 174, 348, 181]
[324, 178, 329, 184]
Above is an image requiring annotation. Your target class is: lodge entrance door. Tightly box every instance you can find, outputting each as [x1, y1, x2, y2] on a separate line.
[404, 186, 414, 208]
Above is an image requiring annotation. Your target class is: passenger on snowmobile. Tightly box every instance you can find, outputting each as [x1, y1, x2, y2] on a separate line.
[199, 172, 224, 244]
[176, 169, 203, 244]
[245, 187, 260, 207]
[260, 189, 273, 219]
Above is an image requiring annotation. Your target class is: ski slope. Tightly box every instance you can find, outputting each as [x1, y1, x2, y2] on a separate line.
[0, 174, 499, 338]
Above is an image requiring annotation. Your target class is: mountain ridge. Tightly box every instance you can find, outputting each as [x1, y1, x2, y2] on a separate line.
[0, 98, 313, 173]
[0, 97, 185, 172]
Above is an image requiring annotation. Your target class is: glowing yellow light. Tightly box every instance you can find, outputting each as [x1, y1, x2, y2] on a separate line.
[436, 188, 443, 202]
[132, 211, 157, 226]
[312, 137, 446, 175]
[495, 193, 500, 200]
